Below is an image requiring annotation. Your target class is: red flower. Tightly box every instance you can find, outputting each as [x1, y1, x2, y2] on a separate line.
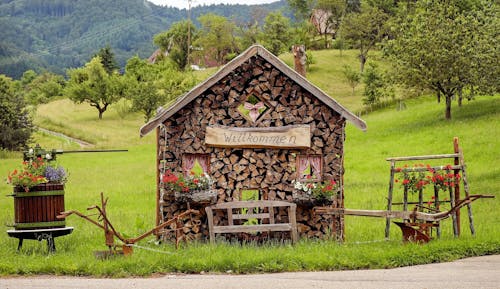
[193, 179, 199, 184]
[402, 179, 410, 185]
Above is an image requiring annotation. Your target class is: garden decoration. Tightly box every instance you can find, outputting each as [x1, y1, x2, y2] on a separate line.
[315, 138, 494, 243]
[140, 45, 368, 242]
[58, 192, 199, 257]
[5, 144, 127, 252]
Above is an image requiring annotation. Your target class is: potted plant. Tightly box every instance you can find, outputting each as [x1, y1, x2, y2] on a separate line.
[292, 178, 338, 207]
[162, 171, 216, 204]
[6, 157, 68, 229]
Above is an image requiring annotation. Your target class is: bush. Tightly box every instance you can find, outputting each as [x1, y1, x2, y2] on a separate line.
[0, 75, 34, 150]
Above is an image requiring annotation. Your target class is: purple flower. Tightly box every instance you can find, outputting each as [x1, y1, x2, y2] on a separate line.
[44, 166, 67, 184]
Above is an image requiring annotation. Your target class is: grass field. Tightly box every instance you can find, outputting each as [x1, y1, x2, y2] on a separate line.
[0, 51, 498, 276]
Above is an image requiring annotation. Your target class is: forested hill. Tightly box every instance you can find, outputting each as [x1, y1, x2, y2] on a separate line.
[0, 0, 287, 79]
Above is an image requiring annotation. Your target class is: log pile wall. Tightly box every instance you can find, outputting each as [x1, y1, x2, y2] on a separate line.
[158, 55, 346, 241]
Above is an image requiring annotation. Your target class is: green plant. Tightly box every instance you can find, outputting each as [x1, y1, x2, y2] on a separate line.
[6, 157, 67, 191]
[6, 158, 48, 191]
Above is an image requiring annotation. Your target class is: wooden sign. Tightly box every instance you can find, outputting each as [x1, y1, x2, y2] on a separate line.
[205, 125, 311, 149]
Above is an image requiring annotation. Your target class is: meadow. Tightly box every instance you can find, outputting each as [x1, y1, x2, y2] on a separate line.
[0, 50, 498, 276]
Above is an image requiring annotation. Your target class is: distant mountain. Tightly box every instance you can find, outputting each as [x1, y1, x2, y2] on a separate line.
[0, 0, 288, 79]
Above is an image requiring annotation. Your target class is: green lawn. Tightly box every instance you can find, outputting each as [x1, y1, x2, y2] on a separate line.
[0, 61, 498, 276]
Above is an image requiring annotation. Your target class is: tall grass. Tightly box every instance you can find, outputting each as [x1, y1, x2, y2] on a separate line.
[0, 69, 498, 276]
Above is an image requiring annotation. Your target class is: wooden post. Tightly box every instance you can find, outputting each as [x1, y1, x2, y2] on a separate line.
[434, 186, 441, 238]
[385, 160, 395, 239]
[156, 127, 161, 228]
[453, 137, 461, 236]
[292, 45, 306, 78]
[457, 140, 475, 235]
[449, 186, 459, 237]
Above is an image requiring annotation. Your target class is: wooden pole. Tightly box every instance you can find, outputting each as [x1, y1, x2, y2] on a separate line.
[434, 186, 441, 238]
[453, 137, 461, 236]
[457, 140, 475, 235]
[156, 127, 161, 228]
[385, 160, 395, 239]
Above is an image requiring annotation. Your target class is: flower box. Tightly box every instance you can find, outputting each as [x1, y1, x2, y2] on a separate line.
[12, 183, 66, 230]
[292, 191, 333, 207]
[174, 189, 217, 204]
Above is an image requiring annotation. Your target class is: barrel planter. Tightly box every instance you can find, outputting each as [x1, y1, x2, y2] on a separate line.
[12, 183, 65, 230]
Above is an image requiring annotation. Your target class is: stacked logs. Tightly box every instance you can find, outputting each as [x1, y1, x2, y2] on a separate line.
[158, 55, 345, 241]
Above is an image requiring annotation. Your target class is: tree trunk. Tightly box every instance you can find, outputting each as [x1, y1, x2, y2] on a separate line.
[359, 54, 366, 73]
[458, 88, 463, 107]
[437, 90, 441, 103]
[292, 45, 307, 78]
[445, 94, 452, 119]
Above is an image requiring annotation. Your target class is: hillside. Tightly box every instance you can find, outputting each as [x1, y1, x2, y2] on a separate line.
[0, 0, 288, 78]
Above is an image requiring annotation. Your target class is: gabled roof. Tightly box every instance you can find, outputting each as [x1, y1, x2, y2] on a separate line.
[140, 45, 366, 137]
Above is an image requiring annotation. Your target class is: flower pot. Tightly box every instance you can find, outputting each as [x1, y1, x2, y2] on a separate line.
[174, 190, 217, 204]
[12, 183, 66, 230]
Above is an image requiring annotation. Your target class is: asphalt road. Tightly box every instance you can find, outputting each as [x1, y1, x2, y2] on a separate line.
[1, 255, 499, 289]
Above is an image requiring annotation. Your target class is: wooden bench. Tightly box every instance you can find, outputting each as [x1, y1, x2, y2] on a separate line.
[205, 200, 298, 244]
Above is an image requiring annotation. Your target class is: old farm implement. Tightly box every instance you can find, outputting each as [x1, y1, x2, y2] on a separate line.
[315, 138, 494, 243]
[58, 193, 199, 257]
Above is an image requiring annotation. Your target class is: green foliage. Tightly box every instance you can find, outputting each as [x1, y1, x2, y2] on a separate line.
[65, 56, 124, 119]
[0, 74, 34, 150]
[362, 62, 384, 105]
[0, 1, 288, 78]
[385, 0, 499, 119]
[195, 13, 238, 66]
[124, 56, 196, 122]
[260, 12, 292, 55]
[24, 72, 65, 105]
[93, 46, 119, 75]
[153, 20, 198, 70]
[342, 64, 361, 96]
[287, 0, 315, 21]
[339, 5, 390, 72]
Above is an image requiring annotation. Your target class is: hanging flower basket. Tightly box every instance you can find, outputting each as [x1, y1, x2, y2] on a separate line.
[174, 189, 217, 204]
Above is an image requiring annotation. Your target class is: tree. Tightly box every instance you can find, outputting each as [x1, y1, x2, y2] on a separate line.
[65, 56, 123, 119]
[362, 62, 384, 105]
[196, 14, 238, 66]
[342, 65, 361, 95]
[386, 0, 499, 119]
[154, 20, 198, 71]
[340, 5, 389, 72]
[287, 0, 316, 21]
[24, 72, 65, 105]
[93, 46, 119, 75]
[260, 12, 292, 55]
[315, 0, 347, 48]
[124, 57, 196, 122]
[0, 75, 34, 150]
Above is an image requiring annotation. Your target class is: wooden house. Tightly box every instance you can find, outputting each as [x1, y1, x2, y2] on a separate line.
[140, 45, 366, 241]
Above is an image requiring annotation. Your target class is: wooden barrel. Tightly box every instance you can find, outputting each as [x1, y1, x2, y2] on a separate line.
[13, 183, 65, 230]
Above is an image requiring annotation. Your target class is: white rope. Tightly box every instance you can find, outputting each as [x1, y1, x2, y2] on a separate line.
[126, 243, 176, 255]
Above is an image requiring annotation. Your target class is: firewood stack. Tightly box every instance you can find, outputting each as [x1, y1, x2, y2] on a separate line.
[157, 54, 346, 241]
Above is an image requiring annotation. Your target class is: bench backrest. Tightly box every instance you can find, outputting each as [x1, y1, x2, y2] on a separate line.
[205, 200, 298, 243]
